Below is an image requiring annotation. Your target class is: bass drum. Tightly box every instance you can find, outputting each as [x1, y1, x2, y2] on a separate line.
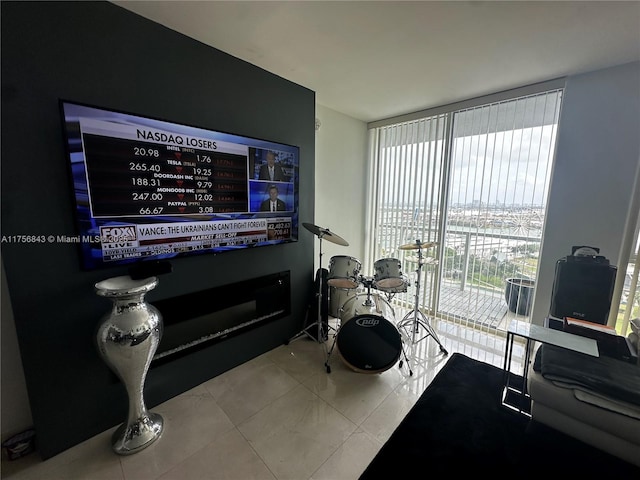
[337, 293, 401, 373]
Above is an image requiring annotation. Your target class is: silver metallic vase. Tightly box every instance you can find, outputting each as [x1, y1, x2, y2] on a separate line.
[95, 275, 164, 455]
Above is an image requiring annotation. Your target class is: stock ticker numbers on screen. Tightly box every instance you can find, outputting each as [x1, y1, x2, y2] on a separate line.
[82, 135, 249, 217]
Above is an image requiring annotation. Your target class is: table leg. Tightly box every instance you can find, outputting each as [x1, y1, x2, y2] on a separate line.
[503, 331, 514, 391]
[501, 333, 532, 416]
[522, 338, 532, 397]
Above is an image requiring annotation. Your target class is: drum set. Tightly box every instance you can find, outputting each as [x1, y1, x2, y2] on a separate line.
[288, 223, 448, 376]
[326, 275, 406, 374]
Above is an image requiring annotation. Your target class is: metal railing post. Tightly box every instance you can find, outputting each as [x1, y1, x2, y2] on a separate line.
[461, 231, 471, 291]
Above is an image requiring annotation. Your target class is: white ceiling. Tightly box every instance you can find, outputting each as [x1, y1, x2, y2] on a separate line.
[113, 1, 640, 123]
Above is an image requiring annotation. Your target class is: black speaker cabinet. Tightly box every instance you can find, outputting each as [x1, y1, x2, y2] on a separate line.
[549, 256, 617, 325]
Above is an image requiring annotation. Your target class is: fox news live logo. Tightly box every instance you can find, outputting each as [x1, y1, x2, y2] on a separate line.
[100, 225, 138, 248]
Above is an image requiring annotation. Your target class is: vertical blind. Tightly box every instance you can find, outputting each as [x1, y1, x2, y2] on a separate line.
[611, 207, 640, 336]
[365, 87, 563, 337]
[622, 229, 640, 335]
[442, 91, 562, 328]
[608, 156, 640, 336]
[365, 115, 448, 267]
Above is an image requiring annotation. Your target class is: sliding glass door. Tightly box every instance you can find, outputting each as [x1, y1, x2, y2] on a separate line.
[365, 86, 563, 332]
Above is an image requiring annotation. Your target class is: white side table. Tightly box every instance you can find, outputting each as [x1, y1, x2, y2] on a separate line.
[502, 319, 599, 416]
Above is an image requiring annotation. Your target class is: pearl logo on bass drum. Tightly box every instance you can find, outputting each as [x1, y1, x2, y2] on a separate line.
[356, 317, 380, 327]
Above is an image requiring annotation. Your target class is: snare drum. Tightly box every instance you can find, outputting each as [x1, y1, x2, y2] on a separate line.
[373, 258, 405, 290]
[328, 255, 361, 289]
[336, 293, 401, 373]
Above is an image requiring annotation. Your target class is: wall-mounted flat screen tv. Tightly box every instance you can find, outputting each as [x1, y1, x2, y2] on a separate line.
[60, 101, 299, 271]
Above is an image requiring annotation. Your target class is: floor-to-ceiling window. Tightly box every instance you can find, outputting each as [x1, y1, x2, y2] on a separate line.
[365, 82, 563, 334]
[611, 207, 640, 337]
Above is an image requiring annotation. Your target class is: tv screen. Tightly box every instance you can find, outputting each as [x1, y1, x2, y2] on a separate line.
[60, 101, 299, 271]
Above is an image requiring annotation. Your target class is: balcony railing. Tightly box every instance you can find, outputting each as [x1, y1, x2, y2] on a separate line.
[376, 214, 542, 331]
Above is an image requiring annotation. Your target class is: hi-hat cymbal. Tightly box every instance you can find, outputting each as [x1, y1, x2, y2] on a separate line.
[398, 240, 437, 250]
[406, 256, 438, 265]
[302, 223, 349, 246]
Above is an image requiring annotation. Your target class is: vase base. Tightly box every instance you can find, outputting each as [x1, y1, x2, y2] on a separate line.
[111, 412, 164, 455]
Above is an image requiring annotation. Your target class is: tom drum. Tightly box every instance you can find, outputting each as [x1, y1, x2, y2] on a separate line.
[336, 293, 401, 373]
[328, 255, 361, 289]
[373, 258, 405, 290]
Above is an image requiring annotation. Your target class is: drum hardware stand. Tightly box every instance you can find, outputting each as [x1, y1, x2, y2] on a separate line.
[285, 223, 348, 372]
[396, 240, 448, 361]
[323, 310, 345, 373]
[359, 275, 376, 307]
[382, 290, 396, 303]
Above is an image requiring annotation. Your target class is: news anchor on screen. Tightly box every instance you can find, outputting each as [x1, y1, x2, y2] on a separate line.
[260, 185, 287, 212]
[258, 151, 286, 181]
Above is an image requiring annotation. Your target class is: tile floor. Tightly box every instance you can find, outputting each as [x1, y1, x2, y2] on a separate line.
[1, 315, 525, 480]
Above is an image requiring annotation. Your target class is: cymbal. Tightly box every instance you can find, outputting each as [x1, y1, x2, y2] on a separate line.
[398, 240, 437, 250]
[302, 223, 349, 246]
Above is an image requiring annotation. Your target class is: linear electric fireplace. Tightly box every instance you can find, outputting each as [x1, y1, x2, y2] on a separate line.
[150, 271, 291, 367]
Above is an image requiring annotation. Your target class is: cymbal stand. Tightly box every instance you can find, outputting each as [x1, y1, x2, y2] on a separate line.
[397, 240, 448, 357]
[285, 232, 336, 353]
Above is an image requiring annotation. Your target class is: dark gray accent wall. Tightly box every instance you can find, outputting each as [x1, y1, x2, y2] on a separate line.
[1, 1, 315, 459]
